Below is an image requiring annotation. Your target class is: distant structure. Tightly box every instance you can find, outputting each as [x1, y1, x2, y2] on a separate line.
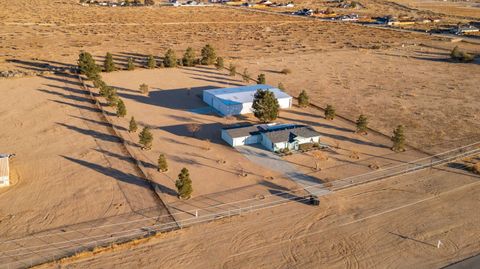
[0, 154, 11, 187]
[221, 123, 321, 151]
[203, 84, 292, 116]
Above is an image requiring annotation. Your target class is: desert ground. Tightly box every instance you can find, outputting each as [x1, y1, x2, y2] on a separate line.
[1, 0, 480, 268]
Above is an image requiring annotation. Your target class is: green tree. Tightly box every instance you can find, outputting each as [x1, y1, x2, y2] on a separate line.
[215, 57, 224, 70]
[356, 114, 368, 134]
[175, 168, 193, 199]
[139, 83, 149, 95]
[157, 154, 168, 172]
[297, 90, 309, 108]
[391, 125, 406, 152]
[242, 68, 250, 83]
[116, 99, 127, 117]
[252, 89, 279, 123]
[127, 57, 135, 70]
[228, 63, 236, 76]
[450, 46, 474, 62]
[93, 78, 106, 90]
[324, 104, 335, 120]
[139, 126, 153, 150]
[104, 52, 116, 72]
[182, 47, 196, 67]
[164, 49, 177, 68]
[257, 73, 266, 84]
[200, 44, 216, 65]
[78, 51, 100, 80]
[147, 55, 156, 69]
[129, 116, 138, 132]
[106, 89, 119, 107]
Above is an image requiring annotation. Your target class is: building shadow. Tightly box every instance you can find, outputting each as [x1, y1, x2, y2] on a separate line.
[115, 86, 220, 110]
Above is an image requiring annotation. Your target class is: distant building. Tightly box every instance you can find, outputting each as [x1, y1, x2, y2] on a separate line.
[221, 123, 321, 151]
[203, 84, 292, 116]
[0, 154, 10, 187]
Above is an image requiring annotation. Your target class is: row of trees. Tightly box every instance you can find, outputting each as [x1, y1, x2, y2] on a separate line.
[129, 118, 192, 199]
[96, 44, 218, 73]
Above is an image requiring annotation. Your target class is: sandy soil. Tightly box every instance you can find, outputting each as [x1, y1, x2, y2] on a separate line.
[0, 74, 170, 239]
[41, 166, 480, 269]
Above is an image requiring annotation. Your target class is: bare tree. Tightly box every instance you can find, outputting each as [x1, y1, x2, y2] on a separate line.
[311, 151, 328, 171]
[187, 123, 200, 137]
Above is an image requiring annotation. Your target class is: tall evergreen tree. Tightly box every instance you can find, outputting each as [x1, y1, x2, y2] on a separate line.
[116, 99, 127, 117]
[324, 104, 335, 120]
[129, 116, 138, 133]
[104, 52, 116, 72]
[200, 44, 216, 65]
[127, 57, 135, 70]
[146, 55, 156, 69]
[157, 154, 168, 172]
[182, 47, 196, 67]
[391, 125, 406, 152]
[297, 90, 309, 108]
[78, 51, 100, 80]
[139, 126, 153, 150]
[356, 114, 368, 134]
[215, 57, 224, 70]
[257, 73, 266, 84]
[164, 49, 177, 68]
[176, 168, 193, 199]
[252, 89, 280, 123]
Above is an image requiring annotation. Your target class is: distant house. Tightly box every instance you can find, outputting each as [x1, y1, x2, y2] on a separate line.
[0, 154, 10, 187]
[454, 25, 479, 35]
[203, 84, 292, 116]
[221, 123, 321, 152]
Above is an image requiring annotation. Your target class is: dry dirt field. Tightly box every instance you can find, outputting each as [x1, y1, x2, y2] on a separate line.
[1, 0, 480, 268]
[39, 166, 480, 269]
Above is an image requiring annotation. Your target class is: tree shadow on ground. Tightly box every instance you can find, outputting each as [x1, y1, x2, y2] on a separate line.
[69, 115, 127, 131]
[268, 189, 311, 205]
[57, 122, 121, 143]
[157, 122, 225, 144]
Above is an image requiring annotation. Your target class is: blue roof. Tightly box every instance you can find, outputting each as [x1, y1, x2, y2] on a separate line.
[204, 84, 292, 105]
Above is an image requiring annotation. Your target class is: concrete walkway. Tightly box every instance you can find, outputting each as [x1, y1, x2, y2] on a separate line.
[236, 144, 331, 196]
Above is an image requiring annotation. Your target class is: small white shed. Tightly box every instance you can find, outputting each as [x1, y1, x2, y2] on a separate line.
[0, 154, 10, 187]
[203, 84, 292, 116]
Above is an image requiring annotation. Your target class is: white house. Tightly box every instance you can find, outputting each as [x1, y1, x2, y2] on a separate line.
[0, 154, 10, 187]
[221, 123, 321, 151]
[203, 84, 292, 116]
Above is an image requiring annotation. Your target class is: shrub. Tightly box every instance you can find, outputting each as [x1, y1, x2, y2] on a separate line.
[200, 44, 216, 65]
[139, 83, 149, 95]
[164, 49, 177, 68]
[297, 90, 309, 108]
[182, 47, 196, 67]
[103, 52, 116, 72]
[356, 114, 368, 134]
[139, 126, 153, 150]
[299, 143, 314, 151]
[116, 99, 127, 117]
[145, 0, 154, 5]
[278, 82, 286, 91]
[127, 57, 135, 71]
[257, 73, 266, 84]
[176, 168, 193, 199]
[129, 116, 138, 133]
[215, 57, 224, 70]
[391, 125, 406, 152]
[146, 55, 156, 69]
[324, 104, 335, 120]
[228, 63, 236, 76]
[242, 68, 250, 82]
[450, 46, 474, 62]
[157, 154, 168, 172]
[471, 163, 480, 175]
